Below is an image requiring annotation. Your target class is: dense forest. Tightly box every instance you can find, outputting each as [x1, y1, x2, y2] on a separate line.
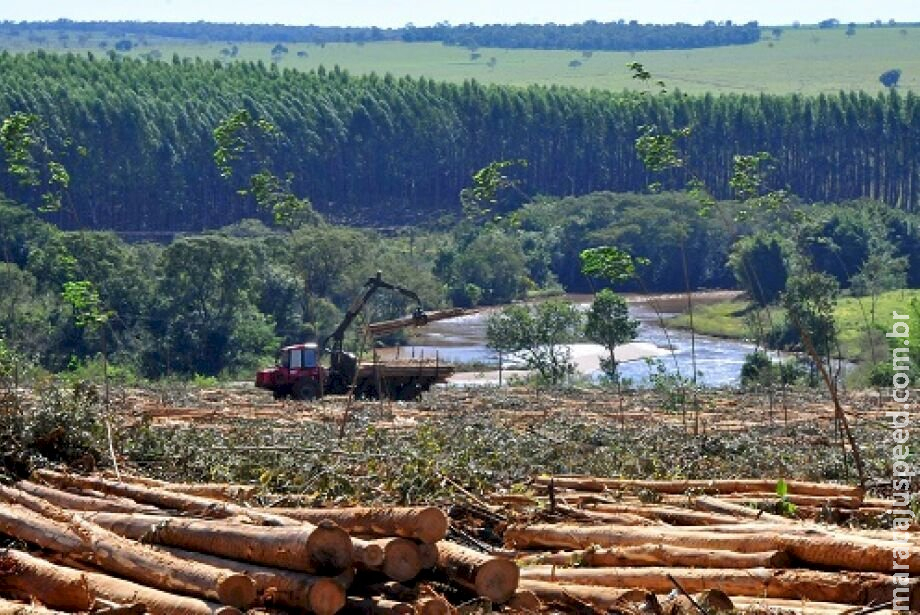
[0, 53, 917, 232]
[0, 19, 762, 51]
[2, 185, 919, 378]
[398, 21, 761, 50]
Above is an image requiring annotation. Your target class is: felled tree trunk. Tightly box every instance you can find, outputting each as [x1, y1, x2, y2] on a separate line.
[517, 580, 647, 612]
[519, 566, 915, 607]
[690, 495, 789, 522]
[0, 598, 69, 615]
[15, 480, 160, 514]
[33, 470, 295, 526]
[270, 507, 448, 544]
[0, 503, 256, 609]
[517, 544, 791, 569]
[160, 547, 347, 615]
[435, 541, 518, 604]
[532, 476, 864, 499]
[84, 511, 352, 574]
[102, 473, 259, 502]
[504, 523, 917, 573]
[582, 502, 743, 526]
[0, 549, 226, 615]
[345, 597, 416, 615]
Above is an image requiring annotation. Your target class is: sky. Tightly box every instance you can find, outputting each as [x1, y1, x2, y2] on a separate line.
[0, 0, 916, 28]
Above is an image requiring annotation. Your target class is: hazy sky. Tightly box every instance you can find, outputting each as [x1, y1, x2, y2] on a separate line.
[0, 0, 916, 28]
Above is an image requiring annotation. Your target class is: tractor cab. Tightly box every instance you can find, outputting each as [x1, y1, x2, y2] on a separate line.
[255, 342, 325, 399]
[278, 343, 319, 370]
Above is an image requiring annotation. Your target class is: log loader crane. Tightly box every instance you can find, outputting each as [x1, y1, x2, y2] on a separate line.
[256, 272, 451, 401]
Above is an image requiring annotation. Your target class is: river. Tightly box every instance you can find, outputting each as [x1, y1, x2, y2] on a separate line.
[378, 292, 758, 388]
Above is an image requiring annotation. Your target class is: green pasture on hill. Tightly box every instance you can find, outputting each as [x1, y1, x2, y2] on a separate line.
[3, 24, 920, 94]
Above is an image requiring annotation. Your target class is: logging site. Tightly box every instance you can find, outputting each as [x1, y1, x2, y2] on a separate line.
[0, 380, 917, 615]
[2, 1, 920, 615]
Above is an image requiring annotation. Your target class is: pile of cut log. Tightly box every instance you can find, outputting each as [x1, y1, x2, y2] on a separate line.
[0, 471, 915, 615]
[0, 470, 516, 615]
[500, 476, 917, 614]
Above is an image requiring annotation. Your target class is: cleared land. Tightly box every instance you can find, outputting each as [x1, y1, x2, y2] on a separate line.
[3, 25, 920, 94]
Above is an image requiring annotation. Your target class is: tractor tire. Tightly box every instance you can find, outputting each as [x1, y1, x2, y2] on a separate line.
[272, 388, 288, 400]
[292, 379, 318, 401]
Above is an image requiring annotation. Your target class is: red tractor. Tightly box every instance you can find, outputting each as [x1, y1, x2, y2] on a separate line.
[256, 273, 438, 400]
[256, 342, 325, 400]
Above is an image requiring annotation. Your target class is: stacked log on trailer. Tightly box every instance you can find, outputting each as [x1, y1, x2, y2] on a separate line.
[2, 470, 916, 614]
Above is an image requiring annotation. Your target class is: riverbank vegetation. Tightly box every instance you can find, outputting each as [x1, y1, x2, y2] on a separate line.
[4, 188, 918, 382]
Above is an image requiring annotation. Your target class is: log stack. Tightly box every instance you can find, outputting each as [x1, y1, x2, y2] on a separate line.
[1, 470, 914, 614]
[0, 471, 512, 615]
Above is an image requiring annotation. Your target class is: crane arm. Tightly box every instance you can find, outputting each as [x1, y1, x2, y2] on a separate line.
[322, 272, 425, 354]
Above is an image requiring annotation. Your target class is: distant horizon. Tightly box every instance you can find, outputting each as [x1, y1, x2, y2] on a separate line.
[5, 17, 920, 29]
[2, 0, 917, 30]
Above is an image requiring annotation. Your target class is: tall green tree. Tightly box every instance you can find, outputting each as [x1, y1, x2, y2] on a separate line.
[585, 288, 639, 419]
[486, 300, 582, 385]
[147, 235, 277, 376]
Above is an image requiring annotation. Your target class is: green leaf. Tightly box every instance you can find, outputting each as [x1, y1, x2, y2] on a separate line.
[776, 478, 788, 498]
[579, 246, 641, 284]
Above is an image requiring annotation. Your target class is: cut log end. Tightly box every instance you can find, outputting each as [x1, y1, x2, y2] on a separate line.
[215, 574, 257, 610]
[415, 596, 452, 615]
[506, 590, 541, 612]
[354, 539, 386, 568]
[381, 539, 422, 583]
[418, 543, 438, 570]
[474, 558, 520, 604]
[414, 508, 449, 545]
[308, 578, 347, 615]
[308, 521, 354, 572]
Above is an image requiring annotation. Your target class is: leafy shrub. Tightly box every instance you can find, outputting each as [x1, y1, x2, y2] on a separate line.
[1, 378, 105, 480]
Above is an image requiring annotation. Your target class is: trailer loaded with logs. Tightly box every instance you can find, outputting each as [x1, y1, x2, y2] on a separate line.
[256, 273, 462, 401]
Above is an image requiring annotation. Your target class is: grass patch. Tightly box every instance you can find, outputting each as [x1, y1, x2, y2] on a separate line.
[670, 299, 757, 339]
[671, 289, 920, 358]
